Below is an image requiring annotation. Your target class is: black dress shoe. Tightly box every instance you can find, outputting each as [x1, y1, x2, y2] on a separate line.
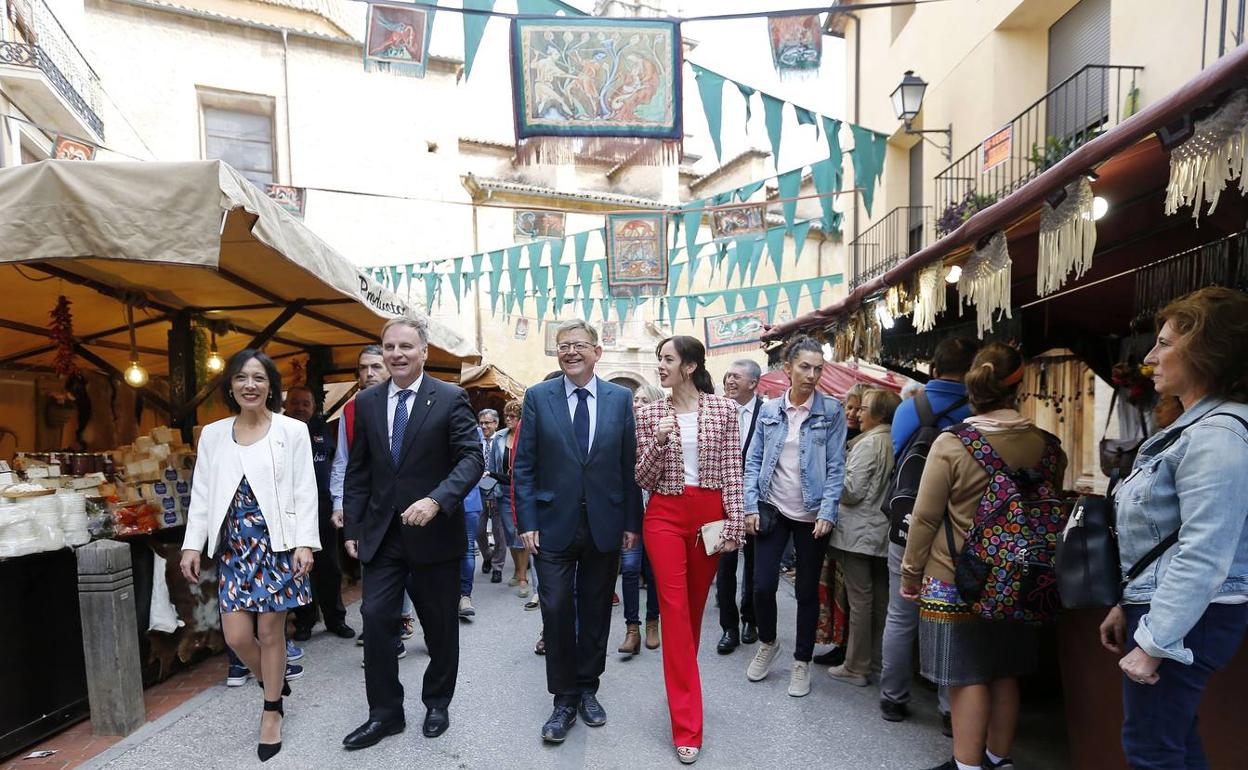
[292, 627, 312, 642]
[423, 707, 449, 738]
[716, 629, 740, 655]
[578, 693, 607, 727]
[328, 622, 356, 639]
[812, 646, 846, 667]
[343, 718, 405, 750]
[491, 569, 503, 583]
[482, 560, 492, 574]
[541, 706, 578, 743]
[741, 622, 759, 645]
[257, 698, 283, 762]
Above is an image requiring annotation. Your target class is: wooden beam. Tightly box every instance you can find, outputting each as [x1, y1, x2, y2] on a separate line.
[0, 314, 168, 366]
[214, 268, 377, 341]
[174, 301, 308, 421]
[73, 343, 174, 415]
[325, 383, 359, 418]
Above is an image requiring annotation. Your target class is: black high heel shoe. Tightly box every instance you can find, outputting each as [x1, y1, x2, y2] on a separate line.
[258, 698, 283, 762]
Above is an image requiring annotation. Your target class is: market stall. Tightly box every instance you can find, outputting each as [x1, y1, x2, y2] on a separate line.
[0, 159, 477, 758]
[459, 362, 528, 415]
[756, 359, 905, 400]
[762, 45, 1248, 770]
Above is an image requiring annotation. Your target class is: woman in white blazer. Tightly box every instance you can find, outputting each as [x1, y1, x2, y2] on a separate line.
[180, 349, 319, 762]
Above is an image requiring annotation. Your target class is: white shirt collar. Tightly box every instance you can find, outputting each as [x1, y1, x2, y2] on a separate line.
[389, 374, 424, 400]
[783, 390, 812, 412]
[564, 375, 598, 399]
[737, 395, 757, 414]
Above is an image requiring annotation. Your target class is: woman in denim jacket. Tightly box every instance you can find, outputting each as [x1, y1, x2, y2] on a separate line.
[1099, 287, 1248, 769]
[744, 336, 847, 698]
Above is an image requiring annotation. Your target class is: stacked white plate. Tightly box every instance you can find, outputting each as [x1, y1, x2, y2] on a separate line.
[29, 496, 66, 552]
[59, 492, 90, 546]
[0, 504, 41, 558]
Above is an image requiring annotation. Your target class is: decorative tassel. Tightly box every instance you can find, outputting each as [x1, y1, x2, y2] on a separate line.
[957, 232, 1013, 338]
[913, 263, 947, 333]
[1038, 177, 1097, 296]
[1164, 88, 1248, 221]
[516, 137, 682, 167]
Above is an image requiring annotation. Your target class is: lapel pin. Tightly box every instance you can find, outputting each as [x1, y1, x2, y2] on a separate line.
[427, 400, 432, 406]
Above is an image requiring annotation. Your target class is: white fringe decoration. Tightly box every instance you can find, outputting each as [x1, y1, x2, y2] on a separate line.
[1164, 88, 1248, 221]
[1038, 177, 1097, 296]
[516, 137, 683, 167]
[957, 232, 1012, 338]
[912, 263, 947, 333]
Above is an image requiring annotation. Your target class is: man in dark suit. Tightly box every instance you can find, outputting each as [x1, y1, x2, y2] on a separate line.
[341, 318, 483, 749]
[717, 360, 764, 654]
[513, 319, 642, 744]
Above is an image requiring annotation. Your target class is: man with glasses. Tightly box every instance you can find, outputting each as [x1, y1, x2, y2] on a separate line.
[513, 319, 642, 744]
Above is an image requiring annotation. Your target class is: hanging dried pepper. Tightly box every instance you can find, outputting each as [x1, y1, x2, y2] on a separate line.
[50, 295, 79, 378]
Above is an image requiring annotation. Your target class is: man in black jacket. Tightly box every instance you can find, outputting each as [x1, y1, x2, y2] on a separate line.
[286, 385, 354, 641]
[342, 318, 483, 749]
[716, 360, 763, 654]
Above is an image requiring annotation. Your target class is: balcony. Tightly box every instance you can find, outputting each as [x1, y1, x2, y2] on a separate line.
[933, 64, 1141, 231]
[0, 0, 104, 139]
[849, 205, 932, 290]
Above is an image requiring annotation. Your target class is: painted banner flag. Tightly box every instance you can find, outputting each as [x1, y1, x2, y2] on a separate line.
[514, 209, 566, 240]
[365, 3, 432, 78]
[510, 16, 683, 165]
[605, 213, 668, 297]
[600, 321, 619, 347]
[265, 184, 306, 218]
[768, 15, 822, 80]
[704, 308, 770, 355]
[711, 203, 768, 240]
[52, 135, 95, 161]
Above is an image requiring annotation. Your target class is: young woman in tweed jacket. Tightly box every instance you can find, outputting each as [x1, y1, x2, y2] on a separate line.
[634, 335, 744, 764]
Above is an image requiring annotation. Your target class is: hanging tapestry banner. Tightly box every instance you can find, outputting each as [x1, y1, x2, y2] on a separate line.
[265, 184, 306, 218]
[767, 15, 822, 81]
[711, 203, 768, 240]
[365, 3, 432, 78]
[514, 209, 566, 240]
[52, 135, 95, 161]
[510, 16, 683, 165]
[601, 321, 619, 347]
[605, 213, 668, 297]
[515, 317, 530, 340]
[704, 308, 769, 355]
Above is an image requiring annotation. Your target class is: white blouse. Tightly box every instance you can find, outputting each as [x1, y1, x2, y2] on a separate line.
[677, 411, 700, 487]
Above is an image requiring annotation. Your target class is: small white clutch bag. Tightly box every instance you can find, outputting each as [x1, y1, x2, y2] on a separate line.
[697, 519, 727, 556]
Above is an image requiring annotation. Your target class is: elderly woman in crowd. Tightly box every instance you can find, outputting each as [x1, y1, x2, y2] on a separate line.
[827, 388, 902, 688]
[1099, 287, 1248, 769]
[901, 342, 1067, 770]
[486, 400, 528, 596]
[843, 382, 869, 443]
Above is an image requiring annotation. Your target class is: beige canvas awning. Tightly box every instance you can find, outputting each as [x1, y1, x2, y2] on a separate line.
[459, 363, 528, 400]
[0, 159, 476, 418]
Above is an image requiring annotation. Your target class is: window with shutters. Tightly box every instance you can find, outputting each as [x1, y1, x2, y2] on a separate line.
[1047, 0, 1110, 141]
[198, 89, 276, 188]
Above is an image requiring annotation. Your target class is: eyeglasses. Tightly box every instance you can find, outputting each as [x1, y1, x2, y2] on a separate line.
[556, 342, 595, 354]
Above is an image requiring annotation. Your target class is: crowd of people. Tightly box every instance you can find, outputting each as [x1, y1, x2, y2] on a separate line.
[177, 286, 1248, 768]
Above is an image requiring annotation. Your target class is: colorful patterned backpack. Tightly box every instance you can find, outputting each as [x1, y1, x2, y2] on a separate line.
[944, 424, 1070, 624]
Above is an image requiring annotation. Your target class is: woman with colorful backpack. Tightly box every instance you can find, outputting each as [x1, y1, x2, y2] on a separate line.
[1098, 287, 1248, 769]
[900, 342, 1068, 770]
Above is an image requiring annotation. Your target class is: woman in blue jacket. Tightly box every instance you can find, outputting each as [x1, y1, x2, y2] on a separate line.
[1099, 287, 1248, 769]
[743, 336, 847, 698]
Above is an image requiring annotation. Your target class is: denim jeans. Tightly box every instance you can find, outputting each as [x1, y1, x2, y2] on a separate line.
[881, 542, 950, 712]
[1121, 602, 1248, 769]
[621, 540, 659, 624]
[461, 506, 481, 597]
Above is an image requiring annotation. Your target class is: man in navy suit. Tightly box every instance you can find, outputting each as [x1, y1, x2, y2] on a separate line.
[513, 319, 643, 744]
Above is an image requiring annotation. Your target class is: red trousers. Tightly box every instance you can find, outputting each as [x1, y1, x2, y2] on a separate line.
[643, 486, 724, 748]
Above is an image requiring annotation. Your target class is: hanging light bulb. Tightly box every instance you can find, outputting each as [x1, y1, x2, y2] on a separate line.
[1091, 196, 1109, 220]
[206, 329, 225, 374]
[945, 264, 962, 284]
[123, 303, 148, 388]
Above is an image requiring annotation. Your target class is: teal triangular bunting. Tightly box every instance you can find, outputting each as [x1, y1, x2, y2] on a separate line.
[683, 202, 702, 254]
[573, 231, 590, 264]
[762, 284, 782, 318]
[761, 94, 785, 170]
[686, 241, 705, 291]
[739, 287, 762, 311]
[766, 227, 786, 280]
[794, 220, 813, 261]
[822, 117, 843, 165]
[685, 295, 701, 321]
[693, 65, 725, 162]
[778, 169, 802, 232]
[722, 289, 739, 315]
[507, 246, 525, 295]
[736, 83, 755, 131]
[666, 297, 680, 328]
[810, 157, 841, 233]
[552, 263, 571, 307]
[461, 0, 494, 81]
[850, 124, 888, 217]
[668, 261, 685, 295]
[807, 276, 827, 310]
[577, 261, 596, 300]
[784, 281, 803, 316]
[736, 180, 765, 201]
[549, 237, 566, 266]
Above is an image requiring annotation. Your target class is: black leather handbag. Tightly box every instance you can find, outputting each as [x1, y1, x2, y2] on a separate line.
[756, 500, 780, 536]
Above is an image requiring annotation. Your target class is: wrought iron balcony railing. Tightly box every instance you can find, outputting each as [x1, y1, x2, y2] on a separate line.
[1, 0, 104, 138]
[933, 64, 1141, 232]
[849, 205, 932, 290]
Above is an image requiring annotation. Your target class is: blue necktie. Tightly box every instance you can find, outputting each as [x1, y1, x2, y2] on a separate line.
[392, 390, 412, 466]
[573, 387, 590, 457]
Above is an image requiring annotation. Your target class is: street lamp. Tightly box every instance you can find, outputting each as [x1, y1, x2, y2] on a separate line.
[891, 70, 952, 161]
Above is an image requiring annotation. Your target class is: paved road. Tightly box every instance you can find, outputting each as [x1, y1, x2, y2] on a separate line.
[85, 564, 1068, 769]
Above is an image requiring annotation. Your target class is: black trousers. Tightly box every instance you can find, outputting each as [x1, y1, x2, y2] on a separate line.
[716, 534, 756, 631]
[361, 519, 459, 721]
[535, 515, 618, 708]
[294, 519, 346, 632]
[753, 514, 829, 662]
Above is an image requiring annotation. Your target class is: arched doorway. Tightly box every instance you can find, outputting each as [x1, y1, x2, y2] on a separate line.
[604, 372, 646, 393]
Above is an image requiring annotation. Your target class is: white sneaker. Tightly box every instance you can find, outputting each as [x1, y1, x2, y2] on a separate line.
[826, 663, 869, 687]
[746, 641, 781, 681]
[458, 595, 475, 618]
[788, 661, 811, 697]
